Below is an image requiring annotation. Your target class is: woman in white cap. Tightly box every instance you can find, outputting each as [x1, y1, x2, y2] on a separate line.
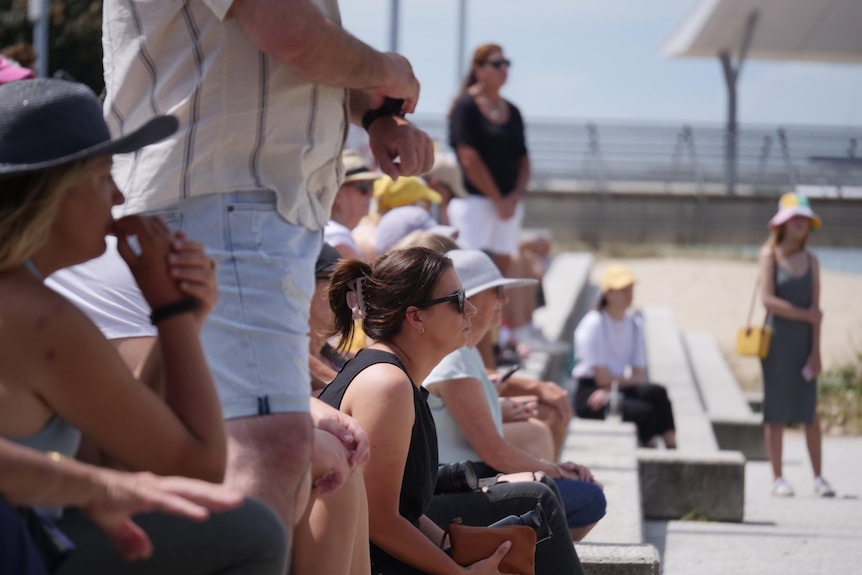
[0, 78, 286, 573]
[424, 249, 606, 545]
[572, 265, 677, 449]
[760, 193, 834, 498]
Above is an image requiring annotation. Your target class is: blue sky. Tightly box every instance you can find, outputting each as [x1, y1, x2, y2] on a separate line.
[340, 0, 862, 127]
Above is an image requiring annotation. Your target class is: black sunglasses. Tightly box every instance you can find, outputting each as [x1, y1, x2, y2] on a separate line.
[415, 289, 466, 314]
[485, 59, 511, 69]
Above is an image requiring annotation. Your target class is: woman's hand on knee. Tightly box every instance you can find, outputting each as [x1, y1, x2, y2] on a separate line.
[586, 389, 609, 413]
[310, 428, 352, 495]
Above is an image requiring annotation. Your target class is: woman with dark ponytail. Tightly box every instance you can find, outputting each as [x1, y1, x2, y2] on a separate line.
[318, 247, 527, 575]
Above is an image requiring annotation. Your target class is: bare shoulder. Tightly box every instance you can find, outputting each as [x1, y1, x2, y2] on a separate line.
[344, 362, 415, 412]
[0, 281, 116, 389]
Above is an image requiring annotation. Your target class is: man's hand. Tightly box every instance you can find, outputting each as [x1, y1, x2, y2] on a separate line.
[310, 397, 370, 469]
[84, 470, 243, 561]
[368, 52, 421, 113]
[367, 114, 434, 179]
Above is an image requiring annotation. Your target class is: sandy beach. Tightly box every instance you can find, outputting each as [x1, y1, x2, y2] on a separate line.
[588, 257, 862, 392]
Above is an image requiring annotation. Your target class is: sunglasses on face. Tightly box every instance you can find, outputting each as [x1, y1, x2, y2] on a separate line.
[496, 285, 506, 299]
[485, 59, 511, 69]
[415, 288, 466, 314]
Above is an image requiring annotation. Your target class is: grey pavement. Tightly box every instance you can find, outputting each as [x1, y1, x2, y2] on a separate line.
[645, 431, 862, 574]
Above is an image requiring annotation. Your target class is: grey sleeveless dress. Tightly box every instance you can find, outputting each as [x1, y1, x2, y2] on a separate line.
[761, 254, 817, 425]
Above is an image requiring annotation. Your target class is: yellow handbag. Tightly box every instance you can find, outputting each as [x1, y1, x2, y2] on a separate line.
[736, 325, 771, 358]
[736, 254, 773, 359]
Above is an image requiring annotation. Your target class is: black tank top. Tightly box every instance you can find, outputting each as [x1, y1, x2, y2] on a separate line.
[318, 348, 438, 529]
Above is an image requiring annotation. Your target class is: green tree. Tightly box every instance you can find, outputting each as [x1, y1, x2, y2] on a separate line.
[0, 0, 103, 92]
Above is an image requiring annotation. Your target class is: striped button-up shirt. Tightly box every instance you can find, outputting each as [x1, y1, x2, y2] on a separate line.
[103, 0, 348, 230]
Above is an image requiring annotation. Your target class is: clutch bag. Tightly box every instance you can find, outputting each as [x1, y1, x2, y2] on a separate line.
[445, 521, 537, 575]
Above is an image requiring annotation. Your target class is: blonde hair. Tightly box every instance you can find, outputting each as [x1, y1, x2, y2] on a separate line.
[0, 159, 93, 271]
[765, 223, 808, 251]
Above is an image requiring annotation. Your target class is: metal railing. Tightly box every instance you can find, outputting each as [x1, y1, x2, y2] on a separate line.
[413, 116, 862, 195]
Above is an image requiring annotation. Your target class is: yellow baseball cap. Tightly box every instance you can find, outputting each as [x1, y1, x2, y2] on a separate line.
[600, 265, 635, 293]
[373, 176, 442, 214]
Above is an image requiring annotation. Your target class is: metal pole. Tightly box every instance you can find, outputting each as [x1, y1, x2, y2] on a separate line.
[29, 0, 49, 78]
[720, 53, 737, 197]
[389, 0, 399, 52]
[718, 10, 759, 196]
[457, 0, 467, 85]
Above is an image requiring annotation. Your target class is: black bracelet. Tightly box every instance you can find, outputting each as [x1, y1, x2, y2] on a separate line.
[362, 97, 405, 132]
[149, 299, 198, 325]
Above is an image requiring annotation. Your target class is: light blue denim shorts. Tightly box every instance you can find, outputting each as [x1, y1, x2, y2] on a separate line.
[153, 191, 320, 419]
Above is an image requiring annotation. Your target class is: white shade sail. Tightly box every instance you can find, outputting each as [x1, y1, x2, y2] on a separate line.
[663, 0, 862, 64]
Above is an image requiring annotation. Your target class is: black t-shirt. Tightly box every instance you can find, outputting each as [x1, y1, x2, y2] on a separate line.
[317, 349, 438, 571]
[448, 92, 528, 198]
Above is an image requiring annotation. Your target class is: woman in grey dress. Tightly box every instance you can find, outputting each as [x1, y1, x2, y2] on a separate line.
[759, 193, 834, 498]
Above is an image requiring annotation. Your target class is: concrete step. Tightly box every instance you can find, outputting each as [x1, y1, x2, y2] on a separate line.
[576, 543, 661, 575]
[563, 419, 642, 545]
[640, 308, 746, 522]
[682, 332, 766, 461]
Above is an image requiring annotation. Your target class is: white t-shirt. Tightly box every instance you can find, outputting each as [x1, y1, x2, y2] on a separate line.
[46, 237, 156, 340]
[102, 0, 347, 230]
[324, 220, 362, 256]
[572, 310, 646, 379]
[423, 346, 503, 464]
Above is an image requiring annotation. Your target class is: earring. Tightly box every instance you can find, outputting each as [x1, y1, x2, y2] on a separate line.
[418, 328, 425, 335]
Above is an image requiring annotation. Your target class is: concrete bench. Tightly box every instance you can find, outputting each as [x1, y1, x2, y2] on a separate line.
[639, 308, 745, 522]
[531, 252, 595, 382]
[564, 419, 661, 575]
[682, 331, 766, 461]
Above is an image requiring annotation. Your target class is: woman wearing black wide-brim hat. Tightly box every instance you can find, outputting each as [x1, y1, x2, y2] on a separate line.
[0, 78, 287, 574]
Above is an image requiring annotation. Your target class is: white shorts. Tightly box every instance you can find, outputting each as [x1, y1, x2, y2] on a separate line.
[447, 195, 524, 254]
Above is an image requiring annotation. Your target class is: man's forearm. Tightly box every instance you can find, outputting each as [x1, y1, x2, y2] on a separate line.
[231, 0, 392, 91]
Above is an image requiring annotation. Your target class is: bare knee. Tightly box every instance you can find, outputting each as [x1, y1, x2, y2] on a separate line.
[225, 413, 313, 521]
[569, 523, 597, 541]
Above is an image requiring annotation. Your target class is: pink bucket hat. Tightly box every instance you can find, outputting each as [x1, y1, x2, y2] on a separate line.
[768, 193, 821, 230]
[0, 56, 35, 84]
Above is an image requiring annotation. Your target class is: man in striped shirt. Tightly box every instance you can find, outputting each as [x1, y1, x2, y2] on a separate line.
[53, 0, 435, 560]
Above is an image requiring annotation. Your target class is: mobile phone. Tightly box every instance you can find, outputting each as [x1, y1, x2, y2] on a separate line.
[499, 363, 521, 383]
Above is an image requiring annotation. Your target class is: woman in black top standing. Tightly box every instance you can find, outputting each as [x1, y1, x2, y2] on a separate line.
[317, 248, 511, 575]
[448, 43, 529, 275]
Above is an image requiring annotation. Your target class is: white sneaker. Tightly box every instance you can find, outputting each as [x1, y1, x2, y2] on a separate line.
[814, 476, 836, 497]
[771, 477, 795, 497]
